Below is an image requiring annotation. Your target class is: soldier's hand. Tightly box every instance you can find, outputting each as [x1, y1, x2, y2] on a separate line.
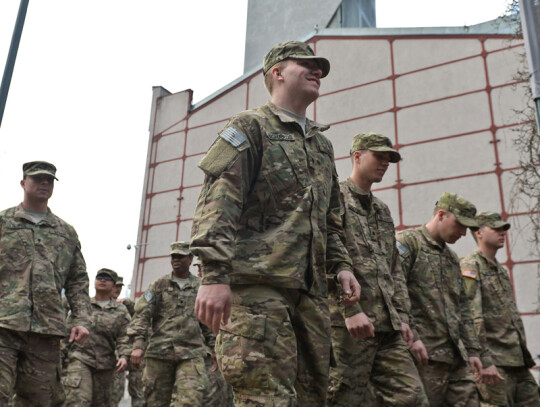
[210, 353, 219, 373]
[411, 340, 429, 367]
[345, 312, 375, 339]
[337, 270, 361, 305]
[468, 356, 483, 378]
[69, 325, 89, 344]
[131, 348, 144, 370]
[400, 323, 414, 347]
[478, 364, 504, 385]
[195, 284, 232, 334]
[116, 357, 128, 373]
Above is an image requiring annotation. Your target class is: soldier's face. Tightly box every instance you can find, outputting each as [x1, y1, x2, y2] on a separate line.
[95, 275, 114, 293]
[21, 174, 54, 202]
[171, 254, 192, 278]
[354, 150, 390, 186]
[478, 226, 506, 249]
[112, 284, 123, 299]
[280, 59, 322, 102]
[439, 212, 467, 244]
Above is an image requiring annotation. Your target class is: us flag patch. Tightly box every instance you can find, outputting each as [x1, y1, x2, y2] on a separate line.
[462, 269, 478, 279]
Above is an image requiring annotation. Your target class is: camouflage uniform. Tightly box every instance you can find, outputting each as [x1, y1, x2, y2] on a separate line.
[63, 293, 131, 406]
[191, 55, 353, 406]
[0, 169, 91, 407]
[397, 223, 482, 407]
[461, 212, 539, 407]
[328, 177, 428, 406]
[111, 297, 144, 407]
[128, 272, 213, 407]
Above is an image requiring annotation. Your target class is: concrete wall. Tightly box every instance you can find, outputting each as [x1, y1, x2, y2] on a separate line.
[133, 32, 540, 373]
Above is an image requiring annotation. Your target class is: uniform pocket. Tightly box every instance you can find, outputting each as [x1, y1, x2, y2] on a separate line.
[63, 375, 82, 389]
[217, 305, 269, 389]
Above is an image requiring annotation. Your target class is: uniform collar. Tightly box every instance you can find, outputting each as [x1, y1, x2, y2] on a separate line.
[167, 272, 198, 288]
[90, 296, 117, 308]
[265, 101, 330, 134]
[420, 224, 446, 250]
[14, 203, 58, 227]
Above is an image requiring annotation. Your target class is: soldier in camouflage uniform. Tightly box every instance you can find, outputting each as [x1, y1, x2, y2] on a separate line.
[327, 133, 428, 406]
[461, 212, 540, 406]
[111, 276, 145, 407]
[190, 41, 360, 406]
[0, 161, 91, 407]
[128, 241, 215, 407]
[396, 192, 484, 407]
[63, 268, 131, 406]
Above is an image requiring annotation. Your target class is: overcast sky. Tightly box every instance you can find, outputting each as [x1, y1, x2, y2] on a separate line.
[0, 0, 510, 296]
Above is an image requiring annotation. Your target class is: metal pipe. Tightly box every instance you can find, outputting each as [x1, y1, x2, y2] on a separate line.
[0, 0, 30, 128]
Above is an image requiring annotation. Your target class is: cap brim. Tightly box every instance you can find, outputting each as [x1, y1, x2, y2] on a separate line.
[455, 215, 479, 229]
[291, 55, 330, 78]
[368, 146, 401, 163]
[485, 221, 511, 230]
[26, 170, 58, 181]
[170, 251, 191, 256]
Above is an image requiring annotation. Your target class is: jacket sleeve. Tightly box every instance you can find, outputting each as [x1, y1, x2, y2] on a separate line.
[457, 271, 482, 359]
[461, 258, 493, 366]
[390, 247, 411, 326]
[64, 237, 91, 330]
[395, 231, 419, 340]
[115, 306, 132, 360]
[127, 284, 156, 351]
[190, 121, 258, 285]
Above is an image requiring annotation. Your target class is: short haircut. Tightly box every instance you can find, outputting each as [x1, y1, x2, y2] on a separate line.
[264, 60, 289, 95]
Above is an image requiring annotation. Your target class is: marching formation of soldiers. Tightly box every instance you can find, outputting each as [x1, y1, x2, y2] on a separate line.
[0, 40, 538, 407]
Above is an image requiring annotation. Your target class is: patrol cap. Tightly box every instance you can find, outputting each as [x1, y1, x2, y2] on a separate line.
[115, 276, 124, 286]
[263, 41, 330, 78]
[23, 161, 58, 181]
[350, 133, 401, 163]
[170, 241, 191, 256]
[436, 192, 478, 229]
[96, 268, 119, 283]
[476, 211, 510, 230]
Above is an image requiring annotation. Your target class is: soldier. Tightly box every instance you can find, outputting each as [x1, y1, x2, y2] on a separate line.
[396, 192, 484, 406]
[461, 212, 540, 406]
[62, 268, 131, 406]
[327, 133, 428, 406]
[0, 161, 91, 407]
[190, 41, 360, 406]
[111, 276, 144, 407]
[128, 241, 215, 407]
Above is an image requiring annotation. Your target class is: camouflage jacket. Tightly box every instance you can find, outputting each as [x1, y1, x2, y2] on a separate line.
[330, 179, 410, 330]
[66, 297, 131, 370]
[128, 273, 215, 361]
[460, 249, 534, 368]
[190, 102, 352, 298]
[0, 204, 91, 336]
[396, 226, 481, 363]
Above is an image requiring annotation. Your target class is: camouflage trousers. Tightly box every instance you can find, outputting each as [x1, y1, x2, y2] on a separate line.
[203, 356, 234, 407]
[62, 358, 114, 406]
[111, 367, 145, 407]
[216, 284, 331, 406]
[477, 365, 540, 407]
[0, 328, 64, 407]
[418, 359, 479, 407]
[327, 329, 429, 406]
[143, 356, 208, 407]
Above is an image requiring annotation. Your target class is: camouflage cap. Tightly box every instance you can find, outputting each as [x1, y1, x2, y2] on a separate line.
[23, 161, 58, 181]
[476, 211, 510, 230]
[96, 268, 119, 283]
[350, 133, 401, 163]
[170, 241, 191, 256]
[115, 276, 124, 286]
[263, 41, 330, 78]
[436, 192, 478, 229]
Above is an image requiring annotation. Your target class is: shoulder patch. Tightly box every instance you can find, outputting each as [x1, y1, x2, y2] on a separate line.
[396, 241, 409, 256]
[220, 126, 247, 147]
[143, 290, 153, 302]
[462, 269, 478, 279]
